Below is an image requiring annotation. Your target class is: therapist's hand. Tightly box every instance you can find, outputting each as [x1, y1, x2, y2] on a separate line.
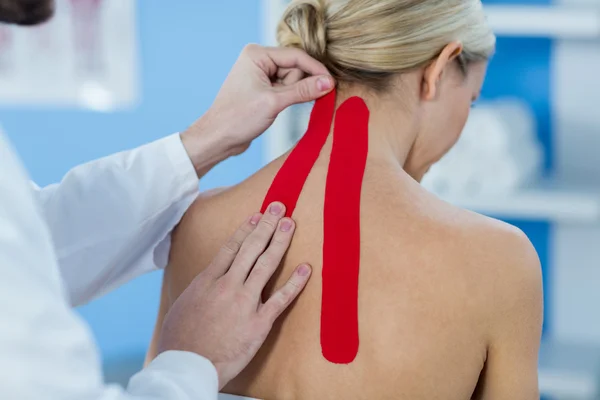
[157, 202, 312, 389]
[181, 44, 334, 176]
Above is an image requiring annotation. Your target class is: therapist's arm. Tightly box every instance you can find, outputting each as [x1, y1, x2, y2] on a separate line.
[0, 134, 214, 399]
[34, 134, 201, 307]
[33, 44, 334, 307]
[2, 132, 311, 398]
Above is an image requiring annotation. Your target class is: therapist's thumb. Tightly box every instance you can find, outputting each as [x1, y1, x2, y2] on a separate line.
[275, 75, 334, 111]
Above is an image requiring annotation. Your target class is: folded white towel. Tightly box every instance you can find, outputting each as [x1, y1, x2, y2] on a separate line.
[422, 98, 543, 198]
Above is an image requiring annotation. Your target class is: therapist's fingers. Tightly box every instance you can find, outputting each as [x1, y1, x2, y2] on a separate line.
[227, 202, 286, 284]
[274, 67, 305, 87]
[272, 74, 334, 114]
[245, 218, 295, 293]
[206, 212, 262, 279]
[260, 263, 312, 324]
[159, 201, 309, 390]
[260, 46, 330, 78]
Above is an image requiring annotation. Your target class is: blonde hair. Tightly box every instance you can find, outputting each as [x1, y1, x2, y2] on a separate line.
[277, 0, 496, 90]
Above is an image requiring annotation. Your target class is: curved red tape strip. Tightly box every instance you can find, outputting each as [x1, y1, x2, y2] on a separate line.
[261, 91, 336, 216]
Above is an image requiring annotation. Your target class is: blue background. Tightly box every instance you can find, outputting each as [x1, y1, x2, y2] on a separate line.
[2, 0, 553, 363]
[1, 1, 263, 362]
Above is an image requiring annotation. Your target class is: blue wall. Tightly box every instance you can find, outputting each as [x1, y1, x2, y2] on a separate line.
[1, 1, 262, 360]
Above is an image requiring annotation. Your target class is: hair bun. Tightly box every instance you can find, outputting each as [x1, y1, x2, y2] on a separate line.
[277, 0, 328, 62]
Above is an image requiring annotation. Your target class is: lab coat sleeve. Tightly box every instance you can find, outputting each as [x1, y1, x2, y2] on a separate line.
[33, 133, 200, 306]
[0, 132, 218, 400]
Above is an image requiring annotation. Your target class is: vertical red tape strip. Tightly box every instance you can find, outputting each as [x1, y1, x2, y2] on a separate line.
[321, 97, 369, 364]
[260, 90, 337, 216]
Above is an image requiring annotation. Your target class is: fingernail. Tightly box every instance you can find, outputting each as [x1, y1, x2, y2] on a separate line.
[317, 76, 332, 92]
[269, 202, 283, 215]
[250, 213, 262, 225]
[280, 219, 293, 232]
[298, 264, 311, 277]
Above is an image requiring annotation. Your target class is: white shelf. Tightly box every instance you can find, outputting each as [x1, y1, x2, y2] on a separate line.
[485, 5, 600, 39]
[440, 182, 600, 224]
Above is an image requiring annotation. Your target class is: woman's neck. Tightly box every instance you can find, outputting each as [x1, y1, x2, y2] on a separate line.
[334, 89, 421, 178]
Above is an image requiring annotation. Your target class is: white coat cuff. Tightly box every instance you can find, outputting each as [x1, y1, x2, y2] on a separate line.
[162, 133, 199, 196]
[128, 351, 219, 399]
[152, 134, 200, 270]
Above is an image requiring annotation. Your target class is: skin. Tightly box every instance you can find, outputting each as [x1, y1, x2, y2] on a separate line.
[148, 43, 543, 399]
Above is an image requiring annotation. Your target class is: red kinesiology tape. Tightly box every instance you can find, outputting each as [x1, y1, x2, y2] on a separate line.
[261, 90, 336, 216]
[260, 89, 369, 364]
[321, 96, 368, 364]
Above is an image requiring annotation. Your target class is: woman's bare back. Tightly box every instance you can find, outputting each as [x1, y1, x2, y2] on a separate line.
[147, 134, 542, 400]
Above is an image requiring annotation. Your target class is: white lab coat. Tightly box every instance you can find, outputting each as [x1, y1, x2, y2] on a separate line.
[0, 131, 219, 399]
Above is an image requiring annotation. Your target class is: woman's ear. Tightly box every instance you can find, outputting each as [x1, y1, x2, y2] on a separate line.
[421, 41, 463, 101]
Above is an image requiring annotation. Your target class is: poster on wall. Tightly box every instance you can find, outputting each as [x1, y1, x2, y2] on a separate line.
[0, 0, 138, 111]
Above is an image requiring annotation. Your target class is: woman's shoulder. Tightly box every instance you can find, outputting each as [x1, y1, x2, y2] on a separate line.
[397, 184, 541, 289]
[434, 199, 541, 276]
[440, 205, 543, 317]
